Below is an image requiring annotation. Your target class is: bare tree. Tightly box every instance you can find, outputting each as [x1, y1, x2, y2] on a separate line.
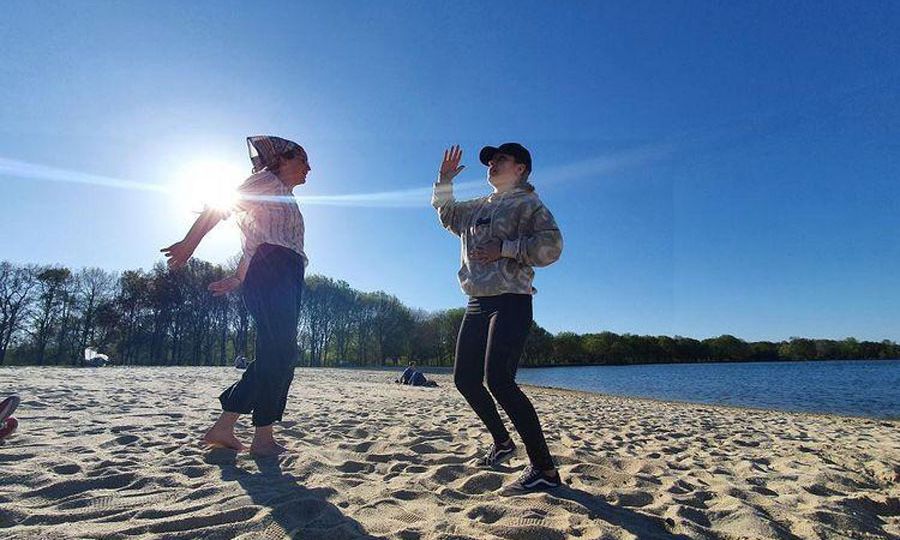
[29, 266, 72, 365]
[0, 262, 38, 365]
[365, 291, 413, 366]
[329, 280, 357, 366]
[74, 267, 117, 366]
[300, 275, 342, 367]
[116, 269, 152, 365]
[52, 274, 79, 364]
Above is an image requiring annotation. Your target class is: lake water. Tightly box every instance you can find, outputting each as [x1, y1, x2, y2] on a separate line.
[515, 359, 900, 419]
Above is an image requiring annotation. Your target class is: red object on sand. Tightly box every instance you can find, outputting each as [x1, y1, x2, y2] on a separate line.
[0, 417, 17, 440]
[0, 395, 19, 422]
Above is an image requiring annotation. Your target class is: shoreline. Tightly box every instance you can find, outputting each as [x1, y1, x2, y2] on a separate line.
[2, 363, 897, 422]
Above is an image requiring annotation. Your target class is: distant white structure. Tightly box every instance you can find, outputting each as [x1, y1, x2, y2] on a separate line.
[83, 347, 109, 367]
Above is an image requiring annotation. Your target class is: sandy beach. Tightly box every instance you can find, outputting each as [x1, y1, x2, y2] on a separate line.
[0, 366, 897, 539]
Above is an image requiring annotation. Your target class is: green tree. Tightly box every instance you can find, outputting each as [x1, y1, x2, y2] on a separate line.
[552, 332, 584, 364]
[778, 337, 816, 360]
[705, 335, 752, 362]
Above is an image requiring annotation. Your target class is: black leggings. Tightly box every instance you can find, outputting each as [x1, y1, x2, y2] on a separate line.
[453, 294, 554, 470]
[219, 244, 304, 427]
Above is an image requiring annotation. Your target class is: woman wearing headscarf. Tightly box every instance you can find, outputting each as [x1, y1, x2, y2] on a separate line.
[432, 143, 564, 490]
[161, 136, 309, 456]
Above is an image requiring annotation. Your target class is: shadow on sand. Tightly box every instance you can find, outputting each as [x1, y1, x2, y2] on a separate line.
[210, 448, 687, 539]
[209, 449, 376, 539]
[547, 485, 688, 540]
[488, 460, 687, 539]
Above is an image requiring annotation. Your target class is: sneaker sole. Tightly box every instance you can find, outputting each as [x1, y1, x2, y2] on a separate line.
[518, 477, 562, 490]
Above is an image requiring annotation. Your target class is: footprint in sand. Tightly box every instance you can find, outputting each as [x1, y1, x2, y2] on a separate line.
[667, 479, 697, 494]
[391, 489, 418, 501]
[99, 434, 139, 449]
[496, 524, 567, 540]
[26, 472, 137, 500]
[387, 462, 408, 474]
[347, 427, 370, 439]
[676, 505, 712, 527]
[342, 440, 374, 453]
[180, 465, 206, 479]
[337, 460, 375, 474]
[415, 429, 452, 440]
[615, 490, 655, 508]
[429, 464, 467, 484]
[52, 464, 82, 475]
[466, 503, 505, 524]
[409, 442, 441, 454]
[458, 472, 504, 495]
[803, 483, 846, 497]
[751, 485, 779, 496]
[0, 452, 36, 462]
[367, 452, 417, 465]
[733, 438, 761, 447]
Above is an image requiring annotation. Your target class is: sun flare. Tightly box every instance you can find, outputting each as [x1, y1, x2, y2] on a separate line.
[173, 159, 245, 213]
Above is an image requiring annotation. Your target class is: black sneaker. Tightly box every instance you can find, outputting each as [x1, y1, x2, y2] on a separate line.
[516, 465, 562, 490]
[478, 440, 516, 467]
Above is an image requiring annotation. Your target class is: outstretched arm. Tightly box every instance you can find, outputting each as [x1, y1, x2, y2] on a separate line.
[160, 207, 225, 270]
[208, 252, 251, 296]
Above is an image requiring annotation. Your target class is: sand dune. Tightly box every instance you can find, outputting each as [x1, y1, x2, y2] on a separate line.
[0, 366, 897, 539]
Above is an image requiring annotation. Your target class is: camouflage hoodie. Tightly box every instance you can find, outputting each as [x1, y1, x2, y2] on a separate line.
[432, 182, 563, 297]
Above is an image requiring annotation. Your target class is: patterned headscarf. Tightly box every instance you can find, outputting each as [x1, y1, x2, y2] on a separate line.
[247, 135, 306, 173]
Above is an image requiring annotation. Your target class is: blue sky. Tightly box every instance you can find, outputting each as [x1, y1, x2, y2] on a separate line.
[1, 1, 898, 341]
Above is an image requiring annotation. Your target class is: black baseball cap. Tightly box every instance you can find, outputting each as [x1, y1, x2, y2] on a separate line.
[479, 142, 532, 173]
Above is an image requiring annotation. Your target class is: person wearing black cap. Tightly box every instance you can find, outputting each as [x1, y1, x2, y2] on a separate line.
[161, 135, 310, 456]
[432, 143, 564, 490]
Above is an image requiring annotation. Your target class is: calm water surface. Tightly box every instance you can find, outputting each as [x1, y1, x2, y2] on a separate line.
[516, 359, 900, 419]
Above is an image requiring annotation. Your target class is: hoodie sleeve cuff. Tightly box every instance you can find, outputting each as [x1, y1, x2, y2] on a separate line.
[501, 239, 520, 259]
[431, 182, 455, 206]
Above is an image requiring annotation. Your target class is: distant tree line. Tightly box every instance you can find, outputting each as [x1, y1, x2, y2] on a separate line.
[1, 260, 897, 367]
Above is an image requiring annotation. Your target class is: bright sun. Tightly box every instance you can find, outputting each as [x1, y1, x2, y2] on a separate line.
[173, 159, 245, 213]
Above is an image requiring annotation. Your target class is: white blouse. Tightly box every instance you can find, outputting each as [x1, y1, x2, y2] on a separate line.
[231, 171, 307, 266]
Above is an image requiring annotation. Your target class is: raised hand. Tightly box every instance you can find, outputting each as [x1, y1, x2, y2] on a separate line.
[438, 145, 465, 184]
[160, 240, 196, 270]
[208, 276, 242, 296]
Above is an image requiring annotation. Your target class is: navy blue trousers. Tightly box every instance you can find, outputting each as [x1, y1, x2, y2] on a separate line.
[219, 244, 304, 427]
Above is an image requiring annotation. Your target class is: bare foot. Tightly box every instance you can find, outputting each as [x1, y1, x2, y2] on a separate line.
[203, 427, 245, 452]
[250, 440, 288, 457]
